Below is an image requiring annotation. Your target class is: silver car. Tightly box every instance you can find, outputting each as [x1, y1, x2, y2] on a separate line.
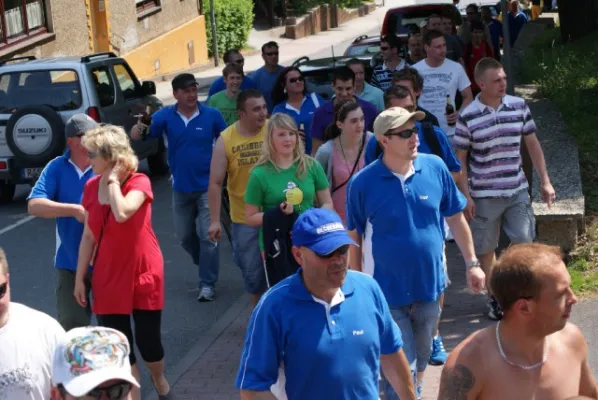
[0, 52, 168, 203]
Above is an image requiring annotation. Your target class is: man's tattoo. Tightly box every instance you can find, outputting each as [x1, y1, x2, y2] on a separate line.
[438, 364, 476, 400]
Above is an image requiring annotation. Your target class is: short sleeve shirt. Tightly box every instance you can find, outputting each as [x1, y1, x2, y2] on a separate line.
[244, 159, 329, 249]
[412, 59, 471, 138]
[235, 270, 403, 399]
[82, 173, 164, 314]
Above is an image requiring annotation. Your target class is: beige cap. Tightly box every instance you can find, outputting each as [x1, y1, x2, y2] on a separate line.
[373, 107, 426, 139]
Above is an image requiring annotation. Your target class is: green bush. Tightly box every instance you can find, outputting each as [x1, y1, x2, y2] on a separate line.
[205, 0, 254, 58]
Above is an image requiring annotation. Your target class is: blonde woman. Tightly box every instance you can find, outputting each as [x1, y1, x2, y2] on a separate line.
[73, 125, 171, 399]
[244, 113, 333, 285]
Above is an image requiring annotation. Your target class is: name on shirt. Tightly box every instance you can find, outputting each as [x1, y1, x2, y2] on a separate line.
[232, 141, 263, 167]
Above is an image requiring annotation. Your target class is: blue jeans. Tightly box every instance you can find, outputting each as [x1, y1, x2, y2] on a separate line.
[172, 191, 219, 289]
[381, 298, 442, 400]
[231, 223, 266, 295]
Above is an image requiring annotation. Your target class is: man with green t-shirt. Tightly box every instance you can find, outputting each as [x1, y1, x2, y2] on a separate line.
[207, 63, 243, 126]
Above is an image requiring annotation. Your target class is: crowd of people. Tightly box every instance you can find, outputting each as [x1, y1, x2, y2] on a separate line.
[0, 7, 593, 400]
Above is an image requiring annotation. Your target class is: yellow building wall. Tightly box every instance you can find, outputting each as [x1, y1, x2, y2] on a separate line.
[121, 15, 209, 80]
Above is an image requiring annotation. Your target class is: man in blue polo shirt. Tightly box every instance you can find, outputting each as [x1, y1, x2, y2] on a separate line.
[132, 73, 227, 302]
[346, 107, 485, 400]
[236, 208, 416, 400]
[207, 49, 257, 100]
[310, 66, 378, 154]
[27, 114, 98, 331]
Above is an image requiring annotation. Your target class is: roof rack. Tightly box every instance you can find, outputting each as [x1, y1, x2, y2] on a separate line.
[81, 52, 118, 63]
[0, 55, 37, 67]
[353, 35, 369, 43]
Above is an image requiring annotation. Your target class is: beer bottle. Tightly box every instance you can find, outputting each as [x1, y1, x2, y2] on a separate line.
[445, 95, 456, 127]
[298, 122, 306, 143]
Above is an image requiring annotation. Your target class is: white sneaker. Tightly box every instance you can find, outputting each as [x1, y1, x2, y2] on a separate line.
[197, 286, 215, 302]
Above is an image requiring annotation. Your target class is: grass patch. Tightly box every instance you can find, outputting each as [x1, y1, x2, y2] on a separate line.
[520, 28, 598, 295]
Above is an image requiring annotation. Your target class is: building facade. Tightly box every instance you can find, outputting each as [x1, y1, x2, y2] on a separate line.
[0, 0, 209, 79]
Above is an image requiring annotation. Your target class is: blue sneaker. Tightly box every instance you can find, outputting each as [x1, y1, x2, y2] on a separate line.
[429, 335, 448, 365]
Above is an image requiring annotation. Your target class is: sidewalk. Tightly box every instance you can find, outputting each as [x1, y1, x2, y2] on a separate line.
[154, 0, 402, 103]
[159, 242, 492, 400]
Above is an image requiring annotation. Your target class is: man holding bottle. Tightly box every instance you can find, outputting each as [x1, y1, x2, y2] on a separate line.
[413, 29, 473, 139]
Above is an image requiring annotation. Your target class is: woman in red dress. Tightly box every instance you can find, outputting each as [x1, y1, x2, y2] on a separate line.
[73, 124, 171, 399]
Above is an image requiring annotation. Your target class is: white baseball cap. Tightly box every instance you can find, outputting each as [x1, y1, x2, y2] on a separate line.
[52, 326, 139, 397]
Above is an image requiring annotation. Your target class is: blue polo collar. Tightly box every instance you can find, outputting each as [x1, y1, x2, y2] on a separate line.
[374, 156, 423, 178]
[287, 268, 355, 302]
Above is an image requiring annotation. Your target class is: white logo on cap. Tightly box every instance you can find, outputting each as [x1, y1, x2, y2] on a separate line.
[316, 222, 344, 235]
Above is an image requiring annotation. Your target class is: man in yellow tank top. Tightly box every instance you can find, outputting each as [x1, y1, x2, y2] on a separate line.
[208, 89, 269, 307]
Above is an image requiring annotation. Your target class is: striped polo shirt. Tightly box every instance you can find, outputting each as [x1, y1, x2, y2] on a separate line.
[371, 59, 407, 91]
[453, 95, 537, 199]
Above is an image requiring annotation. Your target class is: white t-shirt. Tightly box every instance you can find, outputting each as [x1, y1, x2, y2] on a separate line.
[0, 303, 65, 400]
[412, 59, 471, 137]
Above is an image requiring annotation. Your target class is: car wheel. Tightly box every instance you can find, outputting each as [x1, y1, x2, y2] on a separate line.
[5, 106, 66, 165]
[0, 181, 16, 204]
[147, 138, 169, 176]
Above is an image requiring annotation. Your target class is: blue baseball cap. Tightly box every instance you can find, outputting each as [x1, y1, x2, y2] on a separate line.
[292, 208, 358, 256]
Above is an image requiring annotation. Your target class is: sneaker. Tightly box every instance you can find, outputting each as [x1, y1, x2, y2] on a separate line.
[429, 335, 448, 365]
[487, 296, 503, 320]
[416, 380, 423, 400]
[197, 286, 215, 302]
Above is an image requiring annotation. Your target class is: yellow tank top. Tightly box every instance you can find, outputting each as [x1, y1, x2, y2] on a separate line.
[221, 122, 266, 224]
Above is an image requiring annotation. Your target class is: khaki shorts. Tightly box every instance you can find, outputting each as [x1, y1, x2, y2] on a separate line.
[470, 190, 536, 255]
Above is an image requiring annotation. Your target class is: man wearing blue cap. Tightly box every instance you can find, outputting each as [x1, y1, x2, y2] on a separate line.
[236, 208, 416, 400]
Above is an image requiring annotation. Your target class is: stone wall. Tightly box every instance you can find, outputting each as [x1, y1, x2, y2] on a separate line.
[285, 2, 376, 40]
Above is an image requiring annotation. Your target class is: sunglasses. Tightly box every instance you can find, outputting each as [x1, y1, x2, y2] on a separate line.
[380, 46, 390, 51]
[231, 59, 244, 65]
[264, 51, 279, 56]
[59, 381, 132, 400]
[288, 76, 304, 84]
[0, 282, 6, 300]
[315, 245, 349, 259]
[385, 127, 418, 139]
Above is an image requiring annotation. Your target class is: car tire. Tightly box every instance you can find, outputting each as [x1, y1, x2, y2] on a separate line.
[147, 138, 169, 176]
[0, 181, 16, 204]
[5, 106, 66, 165]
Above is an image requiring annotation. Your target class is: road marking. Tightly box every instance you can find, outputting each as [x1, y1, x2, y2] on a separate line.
[0, 215, 35, 236]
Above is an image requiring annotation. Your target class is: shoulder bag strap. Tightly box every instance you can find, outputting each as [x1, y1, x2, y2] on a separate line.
[331, 132, 367, 194]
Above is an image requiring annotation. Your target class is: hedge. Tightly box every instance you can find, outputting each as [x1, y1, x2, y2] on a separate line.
[206, 0, 254, 58]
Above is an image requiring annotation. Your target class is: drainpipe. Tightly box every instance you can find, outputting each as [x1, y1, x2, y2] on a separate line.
[209, 0, 219, 66]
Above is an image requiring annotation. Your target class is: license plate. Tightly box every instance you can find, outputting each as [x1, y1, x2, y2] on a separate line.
[22, 167, 44, 180]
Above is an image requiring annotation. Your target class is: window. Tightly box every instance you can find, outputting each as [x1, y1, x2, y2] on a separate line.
[0, 69, 82, 112]
[136, 0, 160, 14]
[0, 0, 48, 48]
[113, 63, 140, 100]
[91, 67, 115, 108]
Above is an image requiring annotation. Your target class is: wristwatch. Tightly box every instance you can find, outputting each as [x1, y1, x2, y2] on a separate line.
[465, 259, 481, 269]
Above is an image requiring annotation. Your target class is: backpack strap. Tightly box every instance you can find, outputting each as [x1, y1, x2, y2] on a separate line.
[422, 122, 443, 158]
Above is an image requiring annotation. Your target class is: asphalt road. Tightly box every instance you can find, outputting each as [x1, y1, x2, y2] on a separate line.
[0, 29, 380, 396]
[0, 163, 245, 396]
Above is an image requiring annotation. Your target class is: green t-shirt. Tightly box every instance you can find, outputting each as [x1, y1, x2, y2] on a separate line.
[207, 91, 238, 126]
[245, 159, 329, 250]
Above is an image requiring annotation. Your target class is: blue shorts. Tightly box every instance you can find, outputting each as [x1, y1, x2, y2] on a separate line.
[232, 223, 266, 295]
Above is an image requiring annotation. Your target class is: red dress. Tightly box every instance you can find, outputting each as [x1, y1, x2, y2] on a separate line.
[82, 173, 164, 315]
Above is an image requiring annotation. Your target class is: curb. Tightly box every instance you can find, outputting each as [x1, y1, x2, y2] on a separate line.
[144, 293, 252, 400]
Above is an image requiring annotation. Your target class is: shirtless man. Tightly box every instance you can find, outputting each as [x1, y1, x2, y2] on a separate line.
[438, 242, 597, 400]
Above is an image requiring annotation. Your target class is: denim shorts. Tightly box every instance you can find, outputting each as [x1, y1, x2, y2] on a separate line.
[232, 223, 267, 295]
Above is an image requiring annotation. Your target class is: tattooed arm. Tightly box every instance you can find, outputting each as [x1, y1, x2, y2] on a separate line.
[437, 333, 484, 400]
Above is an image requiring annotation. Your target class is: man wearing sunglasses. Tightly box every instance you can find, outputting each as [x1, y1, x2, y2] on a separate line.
[0, 247, 66, 400]
[51, 326, 140, 400]
[346, 107, 485, 400]
[27, 114, 98, 331]
[207, 48, 257, 100]
[250, 41, 285, 114]
[236, 208, 416, 400]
